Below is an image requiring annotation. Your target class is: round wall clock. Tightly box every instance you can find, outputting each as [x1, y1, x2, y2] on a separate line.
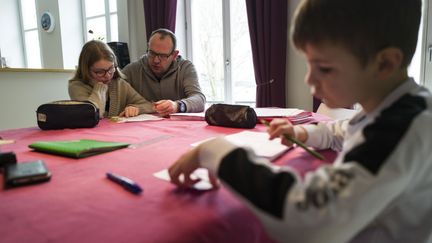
[41, 12, 55, 33]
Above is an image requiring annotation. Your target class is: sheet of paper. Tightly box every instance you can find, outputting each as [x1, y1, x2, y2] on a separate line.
[110, 114, 164, 123]
[224, 131, 289, 160]
[153, 168, 213, 190]
[253, 108, 303, 118]
[169, 112, 205, 121]
[191, 131, 289, 161]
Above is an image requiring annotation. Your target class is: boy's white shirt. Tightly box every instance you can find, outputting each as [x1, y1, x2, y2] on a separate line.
[198, 78, 432, 243]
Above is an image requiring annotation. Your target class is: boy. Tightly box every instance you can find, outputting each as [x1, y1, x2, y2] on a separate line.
[169, 0, 432, 242]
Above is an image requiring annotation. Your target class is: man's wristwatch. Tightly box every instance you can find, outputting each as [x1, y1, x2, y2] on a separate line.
[177, 101, 186, 113]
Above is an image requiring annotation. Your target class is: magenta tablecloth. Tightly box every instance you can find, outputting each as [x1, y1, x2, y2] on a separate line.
[0, 117, 334, 243]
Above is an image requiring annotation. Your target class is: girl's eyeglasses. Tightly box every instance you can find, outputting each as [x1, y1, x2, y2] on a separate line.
[92, 66, 116, 77]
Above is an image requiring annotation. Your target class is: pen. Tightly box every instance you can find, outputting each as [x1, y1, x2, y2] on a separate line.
[260, 119, 325, 161]
[106, 172, 143, 194]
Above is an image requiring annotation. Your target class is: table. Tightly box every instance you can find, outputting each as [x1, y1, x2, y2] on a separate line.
[0, 118, 335, 243]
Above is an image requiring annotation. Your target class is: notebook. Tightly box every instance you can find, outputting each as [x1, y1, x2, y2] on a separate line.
[29, 139, 130, 158]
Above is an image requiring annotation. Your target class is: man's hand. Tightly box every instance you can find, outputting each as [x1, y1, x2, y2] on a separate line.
[119, 106, 139, 117]
[154, 100, 178, 116]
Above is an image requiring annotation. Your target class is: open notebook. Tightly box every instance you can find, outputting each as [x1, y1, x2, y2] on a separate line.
[29, 139, 130, 158]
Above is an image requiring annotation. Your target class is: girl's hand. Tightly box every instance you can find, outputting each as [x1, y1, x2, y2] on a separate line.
[119, 106, 139, 117]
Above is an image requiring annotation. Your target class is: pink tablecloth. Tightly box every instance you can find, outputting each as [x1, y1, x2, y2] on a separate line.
[0, 117, 335, 243]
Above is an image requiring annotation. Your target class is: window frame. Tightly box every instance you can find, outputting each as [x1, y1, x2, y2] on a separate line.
[421, 0, 432, 89]
[18, 0, 42, 68]
[81, 0, 118, 42]
[183, 0, 256, 106]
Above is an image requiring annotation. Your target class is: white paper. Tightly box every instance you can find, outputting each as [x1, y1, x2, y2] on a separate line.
[224, 131, 289, 160]
[169, 112, 205, 121]
[253, 108, 303, 117]
[153, 168, 213, 190]
[191, 131, 289, 161]
[111, 114, 164, 123]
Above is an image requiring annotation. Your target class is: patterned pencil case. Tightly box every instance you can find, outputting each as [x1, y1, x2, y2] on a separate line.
[36, 100, 100, 130]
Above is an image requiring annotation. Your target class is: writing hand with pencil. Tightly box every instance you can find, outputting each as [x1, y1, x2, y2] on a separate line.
[262, 119, 325, 161]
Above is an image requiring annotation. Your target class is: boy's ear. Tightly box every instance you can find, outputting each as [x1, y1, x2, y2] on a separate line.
[375, 47, 404, 80]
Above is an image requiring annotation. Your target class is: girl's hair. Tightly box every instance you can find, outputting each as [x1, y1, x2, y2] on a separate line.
[72, 40, 124, 83]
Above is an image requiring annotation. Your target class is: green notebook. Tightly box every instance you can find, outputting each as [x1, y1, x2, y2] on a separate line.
[29, 139, 130, 158]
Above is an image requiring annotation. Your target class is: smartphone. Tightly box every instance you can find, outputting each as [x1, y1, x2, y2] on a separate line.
[4, 160, 52, 187]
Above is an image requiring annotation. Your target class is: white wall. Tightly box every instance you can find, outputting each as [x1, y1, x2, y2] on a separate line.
[123, 0, 147, 62]
[0, 70, 72, 130]
[286, 0, 311, 111]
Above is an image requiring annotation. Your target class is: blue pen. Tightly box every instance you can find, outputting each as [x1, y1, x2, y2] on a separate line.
[106, 172, 143, 194]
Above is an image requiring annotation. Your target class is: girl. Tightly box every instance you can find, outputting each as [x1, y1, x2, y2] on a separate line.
[69, 40, 154, 118]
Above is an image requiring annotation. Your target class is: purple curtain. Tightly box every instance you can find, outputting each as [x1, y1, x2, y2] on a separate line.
[245, 0, 288, 108]
[143, 0, 177, 42]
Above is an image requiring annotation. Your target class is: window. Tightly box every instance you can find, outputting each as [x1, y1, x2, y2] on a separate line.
[408, 0, 425, 86]
[82, 0, 118, 42]
[419, 0, 432, 90]
[185, 0, 256, 105]
[19, 0, 41, 68]
[409, 0, 432, 91]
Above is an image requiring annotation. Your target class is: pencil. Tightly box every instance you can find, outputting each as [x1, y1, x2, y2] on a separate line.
[260, 119, 325, 161]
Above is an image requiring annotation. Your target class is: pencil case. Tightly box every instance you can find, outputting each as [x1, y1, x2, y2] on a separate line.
[205, 104, 257, 129]
[36, 100, 100, 130]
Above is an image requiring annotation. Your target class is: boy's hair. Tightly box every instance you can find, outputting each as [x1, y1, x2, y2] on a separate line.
[291, 0, 422, 68]
[72, 40, 124, 83]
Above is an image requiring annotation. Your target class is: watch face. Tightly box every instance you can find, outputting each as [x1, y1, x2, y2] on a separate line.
[179, 102, 186, 112]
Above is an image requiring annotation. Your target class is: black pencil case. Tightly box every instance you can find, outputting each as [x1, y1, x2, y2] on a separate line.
[36, 100, 100, 130]
[205, 104, 257, 129]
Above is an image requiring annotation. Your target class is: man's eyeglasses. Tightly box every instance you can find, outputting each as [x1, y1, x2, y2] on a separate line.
[147, 50, 173, 61]
[91, 66, 116, 77]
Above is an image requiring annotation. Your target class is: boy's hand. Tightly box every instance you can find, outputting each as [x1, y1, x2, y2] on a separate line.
[168, 147, 219, 189]
[119, 106, 139, 117]
[267, 118, 308, 147]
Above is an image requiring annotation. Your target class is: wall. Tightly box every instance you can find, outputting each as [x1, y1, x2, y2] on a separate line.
[0, 70, 72, 130]
[123, 0, 147, 62]
[286, 0, 311, 111]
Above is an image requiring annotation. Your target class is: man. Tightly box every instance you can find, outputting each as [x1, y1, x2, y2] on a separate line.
[122, 28, 206, 116]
